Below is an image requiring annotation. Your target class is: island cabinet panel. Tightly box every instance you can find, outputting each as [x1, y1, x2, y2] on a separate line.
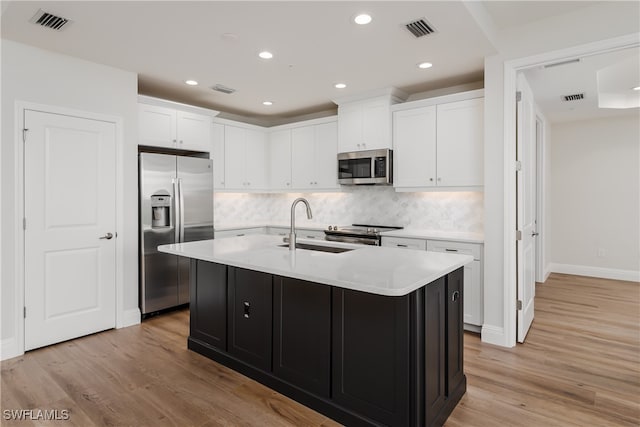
[227, 267, 273, 372]
[190, 260, 227, 350]
[273, 277, 331, 397]
[446, 268, 465, 394]
[424, 277, 446, 426]
[332, 289, 412, 427]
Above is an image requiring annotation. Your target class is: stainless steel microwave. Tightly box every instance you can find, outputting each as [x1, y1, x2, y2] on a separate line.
[338, 149, 393, 185]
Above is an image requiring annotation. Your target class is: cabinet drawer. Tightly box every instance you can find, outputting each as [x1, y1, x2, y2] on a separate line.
[381, 236, 427, 250]
[215, 227, 265, 238]
[427, 240, 481, 260]
[297, 229, 325, 240]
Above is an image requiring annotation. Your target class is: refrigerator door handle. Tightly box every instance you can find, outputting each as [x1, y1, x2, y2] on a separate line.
[173, 178, 180, 243]
[178, 178, 185, 243]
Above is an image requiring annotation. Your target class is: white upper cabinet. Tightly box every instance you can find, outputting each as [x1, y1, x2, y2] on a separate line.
[335, 89, 406, 153]
[138, 96, 217, 152]
[223, 124, 268, 191]
[393, 106, 437, 188]
[211, 123, 225, 189]
[291, 121, 338, 191]
[436, 98, 484, 187]
[392, 91, 484, 190]
[269, 129, 292, 189]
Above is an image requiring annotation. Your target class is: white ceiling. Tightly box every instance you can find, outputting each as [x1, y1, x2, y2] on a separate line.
[1, 1, 635, 125]
[523, 47, 640, 123]
[1, 1, 498, 123]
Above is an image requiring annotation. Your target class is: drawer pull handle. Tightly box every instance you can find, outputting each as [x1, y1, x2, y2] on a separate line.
[445, 249, 458, 252]
[236, 233, 245, 237]
[397, 244, 408, 248]
[243, 301, 251, 318]
[452, 291, 460, 302]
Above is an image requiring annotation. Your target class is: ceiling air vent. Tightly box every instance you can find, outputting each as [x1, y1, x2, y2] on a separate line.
[562, 93, 585, 102]
[211, 84, 236, 95]
[404, 18, 436, 38]
[29, 9, 71, 31]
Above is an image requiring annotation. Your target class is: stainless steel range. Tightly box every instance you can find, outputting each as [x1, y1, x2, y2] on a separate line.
[324, 224, 403, 246]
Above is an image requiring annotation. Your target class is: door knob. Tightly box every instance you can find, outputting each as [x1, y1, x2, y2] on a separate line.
[99, 232, 113, 240]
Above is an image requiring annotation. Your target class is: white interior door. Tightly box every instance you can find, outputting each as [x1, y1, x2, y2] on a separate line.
[24, 109, 116, 351]
[516, 74, 536, 343]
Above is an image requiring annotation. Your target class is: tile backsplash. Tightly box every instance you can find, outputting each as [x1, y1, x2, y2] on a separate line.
[215, 187, 483, 233]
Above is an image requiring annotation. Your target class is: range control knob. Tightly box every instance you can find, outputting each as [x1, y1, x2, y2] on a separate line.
[328, 226, 333, 231]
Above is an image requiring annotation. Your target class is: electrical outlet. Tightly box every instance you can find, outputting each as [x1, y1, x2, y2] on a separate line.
[597, 248, 606, 258]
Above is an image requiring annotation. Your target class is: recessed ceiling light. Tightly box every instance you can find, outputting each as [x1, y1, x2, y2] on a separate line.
[259, 51, 273, 59]
[354, 14, 372, 25]
[335, 83, 347, 89]
[418, 62, 433, 69]
[263, 101, 273, 106]
[633, 86, 640, 91]
[185, 80, 199, 86]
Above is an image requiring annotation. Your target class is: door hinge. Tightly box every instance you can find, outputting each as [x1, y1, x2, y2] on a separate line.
[516, 230, 522, 241]
[22, 128, 29, 143]
[23, 218, 26, 230]
[516, 91, 522, 102]
[23, 307, 26, 318]
[515, 161, 522, 171]
[517, 300, 523, 310]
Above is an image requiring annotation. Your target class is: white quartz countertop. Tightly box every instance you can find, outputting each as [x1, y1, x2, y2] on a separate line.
[158, 234, 473, 297]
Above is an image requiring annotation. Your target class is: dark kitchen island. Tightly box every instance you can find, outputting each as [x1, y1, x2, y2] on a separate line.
[159, 235, 472, 427]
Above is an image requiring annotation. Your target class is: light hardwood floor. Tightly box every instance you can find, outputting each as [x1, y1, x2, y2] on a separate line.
[2, 273, 638, 426]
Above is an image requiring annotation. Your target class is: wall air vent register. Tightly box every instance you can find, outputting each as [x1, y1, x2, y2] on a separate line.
[29, 9, 71, 31]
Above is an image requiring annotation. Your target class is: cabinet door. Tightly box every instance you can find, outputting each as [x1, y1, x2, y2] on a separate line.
[446, 268, 465, 395]
[424, 277, 446, 427]
[269, 129, 292, 189]
[273, 277, 331, 397]
[332, 288, 411, 427]
[393, 106, 437, 188]
[138, 103, 176, 148]
[464, 260, 482, 326]
[362, 99, 392, 150]
[223, 125, 246, 189]
[245, 128, 267, 189]
[227, 268, 272, 371]
[436, 98, 484, 187]
[190, 260, 227, 350]
[291, 126, 315, 189]
[177, 111, 211, 152]
[314, 122, 339, 189]
[337, 103, 362, 152]
[211, 123, 225, 189]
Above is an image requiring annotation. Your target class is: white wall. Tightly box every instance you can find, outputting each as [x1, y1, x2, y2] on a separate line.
[548, 114, 640, 281]
[215, 188, 483, 233]
[1, 40, 139, 359]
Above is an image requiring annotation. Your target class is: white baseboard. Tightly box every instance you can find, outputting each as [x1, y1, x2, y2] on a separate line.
[0, 337, 23, 361]
[481, 324, 513, 347]
[548, 263, 640, 282]
[117, 308, 141, 328]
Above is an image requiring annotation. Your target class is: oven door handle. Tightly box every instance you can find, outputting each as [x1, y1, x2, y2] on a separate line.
[325, 235, 378, 246]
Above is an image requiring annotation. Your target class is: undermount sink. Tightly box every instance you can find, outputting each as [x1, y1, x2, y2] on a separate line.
[278, 242, 354, 253]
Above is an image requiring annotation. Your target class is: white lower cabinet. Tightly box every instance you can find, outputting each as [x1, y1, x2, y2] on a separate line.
[381, 236, 484, 329]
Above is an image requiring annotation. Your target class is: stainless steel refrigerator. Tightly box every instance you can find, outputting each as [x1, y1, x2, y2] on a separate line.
[139, 152, 213, 316]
